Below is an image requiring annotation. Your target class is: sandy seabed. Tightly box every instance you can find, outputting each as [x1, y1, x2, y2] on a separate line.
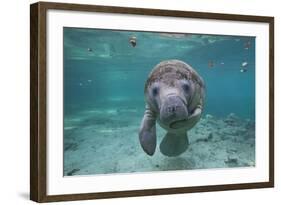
[63, 106, 255, 176]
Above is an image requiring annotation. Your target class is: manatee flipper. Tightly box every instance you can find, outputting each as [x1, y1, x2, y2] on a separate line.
[185, 106, 202, 130]
[160, 130, 188, 157]
[139, 104, 157, 156]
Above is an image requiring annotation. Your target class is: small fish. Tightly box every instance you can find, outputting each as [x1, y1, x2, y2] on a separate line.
[220, 62, 225, 65]
[240, 68, 247, 73]
[241, 61, 248, 67]
[129, 36, 137, 47]
[87, 79, 92, 83]
[87, 48, 93, 52]
[79, 83, 83, 86]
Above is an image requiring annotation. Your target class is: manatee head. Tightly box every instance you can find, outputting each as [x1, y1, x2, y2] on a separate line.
[145, 60, 203, 131]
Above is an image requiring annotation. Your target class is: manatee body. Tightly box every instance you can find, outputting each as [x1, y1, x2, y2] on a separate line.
[139, 60, 205, 157]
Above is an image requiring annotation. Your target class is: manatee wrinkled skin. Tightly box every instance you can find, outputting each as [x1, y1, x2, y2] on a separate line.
[139, 60, 205, 157]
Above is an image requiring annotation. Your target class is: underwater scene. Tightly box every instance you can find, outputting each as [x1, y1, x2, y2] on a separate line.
[63, 27, 255, 176]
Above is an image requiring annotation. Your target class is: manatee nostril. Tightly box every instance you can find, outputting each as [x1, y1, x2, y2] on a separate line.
[166, 105, 178, 113]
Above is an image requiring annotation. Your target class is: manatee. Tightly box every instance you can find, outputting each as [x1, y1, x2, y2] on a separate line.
[139, 60, 205, 157]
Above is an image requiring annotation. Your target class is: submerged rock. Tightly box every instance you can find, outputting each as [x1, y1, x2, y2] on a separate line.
[205, 114, 214, 120]
[67, 168, 80, 176]
[208, 132, 213, 140]
[224, 154, 239, 167]
[220, 134, 231, 141]
[224, 113, 239, 126]
[246, 161, 255, 167]
[204, 114, 219, 126]
[228, 113, 238, 119]
[195, 132, 213, 143]
[226, 148, 237, 154]
[244, 119, 255, 129]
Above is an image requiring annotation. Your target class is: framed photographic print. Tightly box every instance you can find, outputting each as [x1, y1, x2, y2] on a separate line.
[30, 1, 274, 202]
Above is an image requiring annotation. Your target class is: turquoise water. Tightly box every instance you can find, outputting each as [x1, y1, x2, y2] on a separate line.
[63, 28, 255, 176]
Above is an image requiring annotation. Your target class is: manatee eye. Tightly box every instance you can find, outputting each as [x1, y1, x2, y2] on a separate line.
[182, 83, 190, 92]
[152, 86, 159, 97]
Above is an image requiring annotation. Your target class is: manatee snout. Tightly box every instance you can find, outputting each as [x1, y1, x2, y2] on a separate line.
[159, 95, 189, 128]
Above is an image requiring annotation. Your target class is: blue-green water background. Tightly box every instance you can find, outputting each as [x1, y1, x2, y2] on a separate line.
[63, 28, 255, 175]
[64, 28, 255, 119]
